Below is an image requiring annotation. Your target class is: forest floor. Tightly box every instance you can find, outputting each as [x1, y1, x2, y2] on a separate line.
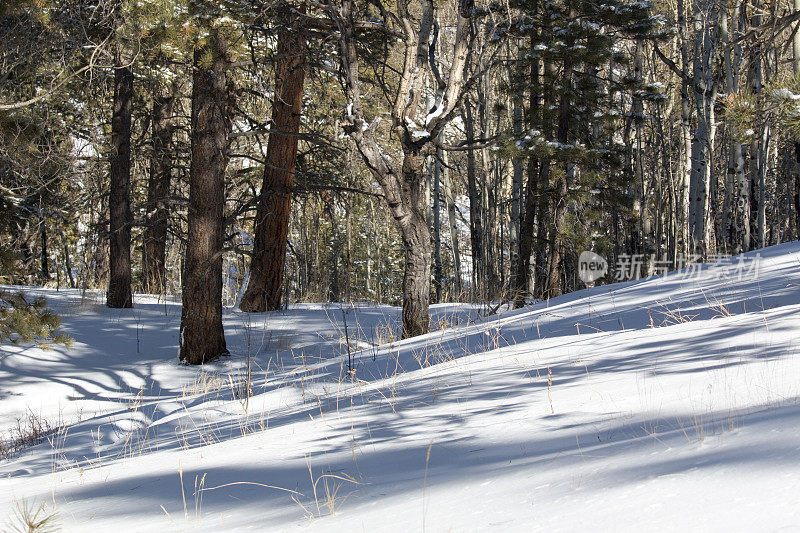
[2, 243, 800, 531]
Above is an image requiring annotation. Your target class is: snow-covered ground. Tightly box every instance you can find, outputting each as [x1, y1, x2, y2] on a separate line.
[2, 243, 800, 531]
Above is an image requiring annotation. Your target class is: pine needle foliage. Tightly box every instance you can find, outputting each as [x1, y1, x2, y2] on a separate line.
[0, 290, 71, 347]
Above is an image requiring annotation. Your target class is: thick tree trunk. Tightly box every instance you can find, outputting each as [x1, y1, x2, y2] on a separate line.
[107, 55, 133, 308]
[399, 152, 432, 338]
[179, 31, 232, 365]
[240, 5, 306, 312]
[333, 0, 470, 337]
[142, 84, 174, 294]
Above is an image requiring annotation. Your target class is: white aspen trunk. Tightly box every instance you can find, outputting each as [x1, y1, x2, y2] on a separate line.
[678, 0, 692, 256]
[689, 0, 717, 256]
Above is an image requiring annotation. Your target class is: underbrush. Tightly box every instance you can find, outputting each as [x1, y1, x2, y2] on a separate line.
[0, 411, 60, 461]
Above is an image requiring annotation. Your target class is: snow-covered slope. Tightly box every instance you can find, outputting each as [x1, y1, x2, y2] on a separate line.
[2, 243, 800, 531]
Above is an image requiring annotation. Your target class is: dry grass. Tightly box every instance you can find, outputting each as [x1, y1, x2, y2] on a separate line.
[3, 499, 59, 533]
[0, 411, 60, 461]
[181, 371, 227, 399]
[374, 319, 399, 345]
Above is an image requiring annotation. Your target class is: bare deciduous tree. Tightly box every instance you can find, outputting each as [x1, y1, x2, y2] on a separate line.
[330, 0, 479, 337]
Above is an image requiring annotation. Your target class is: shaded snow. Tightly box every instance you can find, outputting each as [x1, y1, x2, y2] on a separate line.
[2, 243, 800, 530]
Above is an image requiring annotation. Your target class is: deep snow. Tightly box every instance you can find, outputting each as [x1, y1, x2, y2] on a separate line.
[2, 243, 800, 531]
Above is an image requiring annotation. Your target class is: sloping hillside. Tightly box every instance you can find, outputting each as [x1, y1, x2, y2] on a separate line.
[2, 243, 800, 531]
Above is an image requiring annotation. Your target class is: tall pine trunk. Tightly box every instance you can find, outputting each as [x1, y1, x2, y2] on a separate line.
[179, 30, 232, 365]
[107, 52, 133, 308]
[142, 83, 174, 294]
[240, 4, 306, 312]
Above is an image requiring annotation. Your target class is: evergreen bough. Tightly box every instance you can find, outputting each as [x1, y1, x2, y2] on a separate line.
[0, 290, 71, 347]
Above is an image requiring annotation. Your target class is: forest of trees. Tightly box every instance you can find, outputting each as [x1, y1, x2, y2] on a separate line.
[2, 0, 800, 363]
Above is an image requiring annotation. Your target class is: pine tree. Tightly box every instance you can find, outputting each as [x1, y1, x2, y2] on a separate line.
[507, 0, 668, 296]
[179, 21, 235, 365]
[240, 1, 307, 313]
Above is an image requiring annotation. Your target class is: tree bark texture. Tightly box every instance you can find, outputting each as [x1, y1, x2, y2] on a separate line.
[179, 31, 232, 365]
[240, 3, 307, 312]
[333, 0, 471, 337]
[107, 55, 133, 308]
[142, 85, 174, 294]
